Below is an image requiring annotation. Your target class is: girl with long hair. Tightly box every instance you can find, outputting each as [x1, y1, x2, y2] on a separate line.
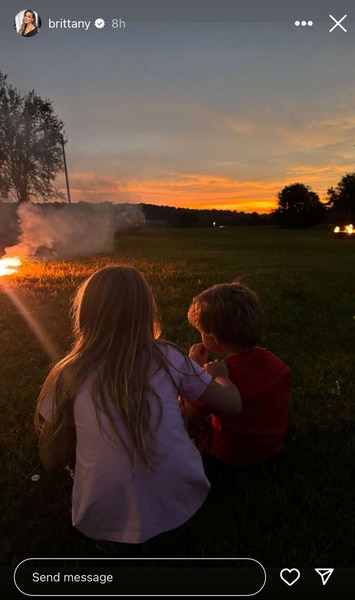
[19, 10, 38, 37]
[35, 265, 241, 555]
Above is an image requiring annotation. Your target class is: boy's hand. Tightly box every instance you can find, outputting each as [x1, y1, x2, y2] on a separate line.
[189, 343, 208, 367]
[205, 359, 229, 379]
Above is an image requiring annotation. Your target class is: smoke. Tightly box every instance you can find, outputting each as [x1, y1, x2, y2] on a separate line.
[4, 202, 145, 259]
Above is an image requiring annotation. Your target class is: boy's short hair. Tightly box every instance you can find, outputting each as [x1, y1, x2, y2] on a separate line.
[187, 283, 262, 348]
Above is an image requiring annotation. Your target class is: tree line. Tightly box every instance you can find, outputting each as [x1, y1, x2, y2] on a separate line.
[274, 178, 355, 228]
[0, 70, 354, 228]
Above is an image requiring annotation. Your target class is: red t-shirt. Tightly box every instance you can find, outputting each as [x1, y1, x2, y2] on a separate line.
[210, 348, 290, 466]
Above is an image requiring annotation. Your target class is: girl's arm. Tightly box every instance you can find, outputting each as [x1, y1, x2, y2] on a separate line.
[197, 360, 241, 414]
[39, 420, 76, 472]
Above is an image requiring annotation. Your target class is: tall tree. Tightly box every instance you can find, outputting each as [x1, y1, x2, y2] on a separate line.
[0, 71, 65, 203]
[326, 173, 355, 220]
[274, 182, 326, 228]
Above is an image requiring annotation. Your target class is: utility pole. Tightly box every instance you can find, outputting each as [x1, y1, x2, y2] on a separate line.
[61, 134, 71, 204]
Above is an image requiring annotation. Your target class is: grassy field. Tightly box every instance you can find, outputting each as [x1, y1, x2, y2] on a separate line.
[1, 226, 355, 570]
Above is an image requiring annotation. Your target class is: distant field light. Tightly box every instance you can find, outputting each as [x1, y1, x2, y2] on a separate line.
[333, 224, 354, 237]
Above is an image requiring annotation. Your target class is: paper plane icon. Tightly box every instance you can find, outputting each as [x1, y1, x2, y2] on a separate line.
[315, 568, 334, 586]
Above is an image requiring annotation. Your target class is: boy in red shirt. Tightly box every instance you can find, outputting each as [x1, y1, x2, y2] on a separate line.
[184, 283, 290, 466]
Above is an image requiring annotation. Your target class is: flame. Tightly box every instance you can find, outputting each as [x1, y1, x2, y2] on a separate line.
[0, 257, 21, 276]
[333, 224, 354, 235]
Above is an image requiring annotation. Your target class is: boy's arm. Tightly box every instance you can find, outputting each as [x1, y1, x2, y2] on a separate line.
[185, 343, 211, 416]
[184, 342, 210, 412]
[179, 343, 211, 431]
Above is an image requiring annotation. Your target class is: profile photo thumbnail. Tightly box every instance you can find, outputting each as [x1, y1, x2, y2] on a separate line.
[14, 9, 42, 38]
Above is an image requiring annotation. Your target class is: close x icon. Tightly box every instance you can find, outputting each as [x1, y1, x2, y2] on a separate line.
[329, 14, 347, 32]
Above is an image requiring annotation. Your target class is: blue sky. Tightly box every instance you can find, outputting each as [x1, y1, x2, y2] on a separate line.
[2, 2, 355, 211]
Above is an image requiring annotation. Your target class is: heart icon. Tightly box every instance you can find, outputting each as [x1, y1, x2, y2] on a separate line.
[280, 568, 301, 586]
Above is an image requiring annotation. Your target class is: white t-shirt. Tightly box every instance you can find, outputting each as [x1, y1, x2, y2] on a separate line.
[40, 343, 212, 543]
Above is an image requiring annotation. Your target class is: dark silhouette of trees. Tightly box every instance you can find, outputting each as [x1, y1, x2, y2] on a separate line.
[177, 210, 199, 228]
[141, 203, 274, 228]
[326, 173, 355, 221]
[0, 71, 65, 203]
[274, 183, 326, 228]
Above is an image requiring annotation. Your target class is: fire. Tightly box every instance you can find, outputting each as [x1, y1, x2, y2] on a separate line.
[0, 257, 21, 276]
[333, 224, 354, 236]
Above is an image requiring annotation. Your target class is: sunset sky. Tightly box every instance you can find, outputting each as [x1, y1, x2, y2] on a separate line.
[2, 1, 355, 213]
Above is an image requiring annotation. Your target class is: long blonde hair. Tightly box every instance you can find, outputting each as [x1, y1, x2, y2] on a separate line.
[35, 265, 171, 471]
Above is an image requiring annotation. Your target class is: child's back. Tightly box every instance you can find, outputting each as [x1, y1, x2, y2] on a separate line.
[187, 282, 290, 467]
[210, 347, 290, 466]
[40, 342, 211, 543]
[36, 266, 241, 551]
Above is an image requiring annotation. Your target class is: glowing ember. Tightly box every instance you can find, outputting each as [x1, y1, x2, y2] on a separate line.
[333, 224, 354, 236]
[0, 257, 21, 276]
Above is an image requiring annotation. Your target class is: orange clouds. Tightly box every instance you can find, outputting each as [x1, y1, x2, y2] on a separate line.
[56, 163, 349, 213]
[126, 174, 282, 212]
[56, 170, 280, 212]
